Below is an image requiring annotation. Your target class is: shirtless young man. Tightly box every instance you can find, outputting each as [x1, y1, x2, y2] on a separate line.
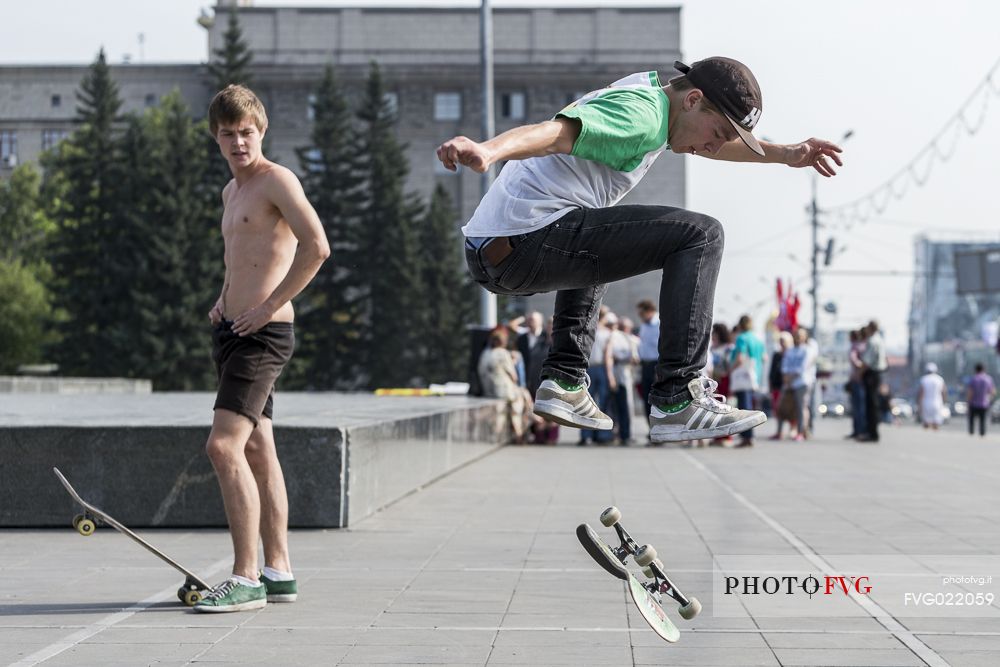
[195, 85, 330, 612]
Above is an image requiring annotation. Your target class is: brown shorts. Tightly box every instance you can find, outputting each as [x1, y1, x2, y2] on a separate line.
[212, 320, 295, 426]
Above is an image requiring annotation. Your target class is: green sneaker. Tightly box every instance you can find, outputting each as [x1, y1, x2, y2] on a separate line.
[260, 572, 298, 602]
[193, 578, 267, 613]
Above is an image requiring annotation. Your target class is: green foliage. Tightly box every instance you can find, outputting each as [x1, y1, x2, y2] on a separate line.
[43, 50, 221, 388]
[0, 164, 54, 265]
[287, 65, 365, 389]
[354, 62, 427, 388]
[0, 260, 54, 373]
[417, 184, 478, 383]
[208, 10, 254, 90]
[45, 48, 126, 376]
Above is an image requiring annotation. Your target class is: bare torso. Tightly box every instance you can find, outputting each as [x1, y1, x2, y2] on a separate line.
[220, 165, 297, 322]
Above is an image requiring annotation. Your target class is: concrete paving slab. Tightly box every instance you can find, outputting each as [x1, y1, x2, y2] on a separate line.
[3, 419, 1000, 665]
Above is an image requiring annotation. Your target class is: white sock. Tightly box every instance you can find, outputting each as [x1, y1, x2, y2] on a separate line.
[232, 574, 262, 587]
[262, 566, 294, 581]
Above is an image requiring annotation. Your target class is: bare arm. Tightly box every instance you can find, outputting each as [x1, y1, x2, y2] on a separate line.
[435, 118, 581, 173]
[209, 180, 235, 325]
[231, 168, 331, 336]
[706, 137, 844, 177]
[605, 336, 616, 390]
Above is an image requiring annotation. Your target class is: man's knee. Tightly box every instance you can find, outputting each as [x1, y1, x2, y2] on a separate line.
[205, 436, 238, 466]
[695, 213, 724, 250]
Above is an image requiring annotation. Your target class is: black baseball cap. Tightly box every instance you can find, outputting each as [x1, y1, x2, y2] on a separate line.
[674, 58, 764, 156]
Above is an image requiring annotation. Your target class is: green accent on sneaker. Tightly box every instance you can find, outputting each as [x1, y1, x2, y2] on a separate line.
[260, 573, 298, 602]
[658, 399, 692, 414]
[194, 578, 267, 613]
[553, 378, 584, 391]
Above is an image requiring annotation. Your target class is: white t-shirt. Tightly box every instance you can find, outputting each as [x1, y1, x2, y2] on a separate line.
[462, 71, 671, 237]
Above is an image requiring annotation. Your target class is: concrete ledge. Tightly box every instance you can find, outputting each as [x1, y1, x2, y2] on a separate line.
[0, 393, 505, 528]
[0, 376, 153, 394]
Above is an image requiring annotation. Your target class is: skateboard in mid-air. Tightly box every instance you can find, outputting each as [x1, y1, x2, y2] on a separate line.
[577, 506, 701, 643]
[53, 467, 211, 606]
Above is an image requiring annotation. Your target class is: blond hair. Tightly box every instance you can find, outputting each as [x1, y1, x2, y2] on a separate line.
[208, 84, 268, 136]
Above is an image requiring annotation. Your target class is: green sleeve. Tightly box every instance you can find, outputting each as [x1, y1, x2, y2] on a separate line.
[556, 88, 669, 172]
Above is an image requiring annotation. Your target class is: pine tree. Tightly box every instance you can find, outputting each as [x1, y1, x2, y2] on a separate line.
[46, 48, 125, 376]
[355, 61, 425, 388]
[206, 8, 256, 195]
[114, 92, 222, 389]
[288, 65, 365, 389]
[208, 9, 253, 90]
[418, 184, 478, 383]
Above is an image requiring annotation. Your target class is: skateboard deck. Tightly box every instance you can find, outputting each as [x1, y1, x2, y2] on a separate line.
[577, 522, 680, 642]
[53, 467, 210, 606]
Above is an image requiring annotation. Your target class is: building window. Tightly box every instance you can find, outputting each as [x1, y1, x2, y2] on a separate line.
[0, 130, 17, 166]
[306, 93, 317, 121]
[41, 129, 70, 151]
[144, 94, 157, 108]
[383, 92, 398, 116]
[501, 92, 526, 120]
[51, 94, 61, 108]
[434, 92, 461, 121]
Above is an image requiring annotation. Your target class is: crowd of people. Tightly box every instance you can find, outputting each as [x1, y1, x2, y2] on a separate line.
[479, 302, 831, 448]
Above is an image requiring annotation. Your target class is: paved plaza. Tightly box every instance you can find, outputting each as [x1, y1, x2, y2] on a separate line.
[3, 418, 1000, 666]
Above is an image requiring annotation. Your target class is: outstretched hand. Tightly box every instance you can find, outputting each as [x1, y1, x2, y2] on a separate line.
[436, 136, 491, 173]
[785, 138, 844, 177]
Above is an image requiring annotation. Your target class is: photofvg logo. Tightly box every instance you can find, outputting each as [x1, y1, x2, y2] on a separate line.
[712, 555, 1000, 619]
[724, 574, 871, 597]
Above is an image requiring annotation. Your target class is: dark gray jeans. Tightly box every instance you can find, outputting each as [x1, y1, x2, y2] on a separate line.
[465, 205, 723, 405]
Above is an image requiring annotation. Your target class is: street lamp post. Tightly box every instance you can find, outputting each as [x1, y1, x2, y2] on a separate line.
[479, 0, 497, 327]
[809, 129, 853, 344]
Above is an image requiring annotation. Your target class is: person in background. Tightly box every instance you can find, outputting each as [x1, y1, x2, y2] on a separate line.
[635, 300, 660, 427]
[709, 322, 735, 446]
[845, 328, 867, 440]
[781, 327, 811, 441]
[917, 362, 947, 430]
[966, 362, 996, 437]
[858, 320, 888, 443]
[768, 331, 794, 440]
[729, 314, 766, 447]
[478, 327, 526, 443]
[608, 315, 640, 445]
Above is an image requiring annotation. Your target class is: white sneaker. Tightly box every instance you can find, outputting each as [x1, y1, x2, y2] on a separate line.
[649, 377, 766, 443]
[533, 379, 613, 430]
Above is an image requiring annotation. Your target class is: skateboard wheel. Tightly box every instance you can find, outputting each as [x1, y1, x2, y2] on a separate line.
[76, 518, 96, 536]
[176, 587, 186, 602]
[600, 506, 621, 527]
[635, 544, 657, 567]
[183, 590, 202, 607]
[653, 558, 664, 572]
[642, 566, 654, 579]
[679, 596, 702, 620]
[72, 514, 84, 530]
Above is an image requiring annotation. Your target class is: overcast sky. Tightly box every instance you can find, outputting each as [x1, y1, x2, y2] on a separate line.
[3, 1, 999, 350]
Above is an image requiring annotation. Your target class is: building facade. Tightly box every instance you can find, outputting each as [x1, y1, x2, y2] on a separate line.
[909, 235, 1000, 384]
[1, 2, 685, 320]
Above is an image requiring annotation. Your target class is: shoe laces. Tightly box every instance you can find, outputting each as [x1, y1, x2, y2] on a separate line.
[205, 578, 238, 600]
[695, 377, 733, 413]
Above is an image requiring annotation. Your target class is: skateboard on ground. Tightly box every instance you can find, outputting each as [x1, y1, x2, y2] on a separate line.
[577, 506, 701, 643]
[53, 467, 211, 606]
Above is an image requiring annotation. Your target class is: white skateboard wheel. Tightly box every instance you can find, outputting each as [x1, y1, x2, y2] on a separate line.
[641, 566, 654, 579]
[600, 506, 621, 527]
[679, 596, 702, 620]
[72, 514, 84, 530]
[183, 590, 202, 606]
[635, 544, 657, 567]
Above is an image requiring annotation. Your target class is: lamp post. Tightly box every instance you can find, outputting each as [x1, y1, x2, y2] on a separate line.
[810, 129, 853, 342]
[479, 0, 497, 327]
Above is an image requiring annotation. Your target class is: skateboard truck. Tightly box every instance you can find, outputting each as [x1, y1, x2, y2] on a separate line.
[599, 506, 701, 620]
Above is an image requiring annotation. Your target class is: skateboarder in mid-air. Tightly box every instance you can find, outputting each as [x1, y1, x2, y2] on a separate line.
[197, 85, 329, 612]
[437, 57, 843, 443]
